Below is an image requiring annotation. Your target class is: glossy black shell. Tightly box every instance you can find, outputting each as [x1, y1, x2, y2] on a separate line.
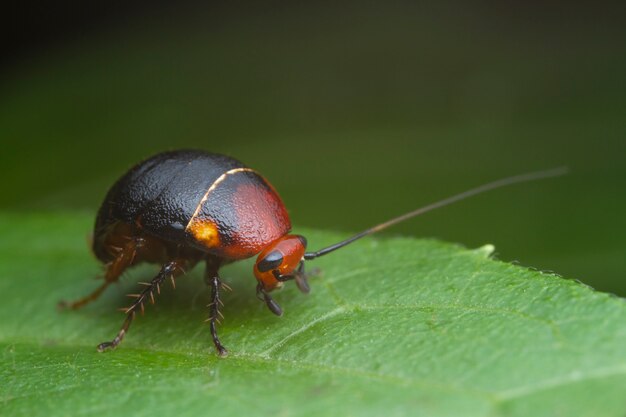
[93, 150, 291, 262]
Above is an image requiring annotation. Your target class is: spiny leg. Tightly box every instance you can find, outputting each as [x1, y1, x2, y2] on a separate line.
[204, 258, 228, 357]
[97, 259, 187, 352]
[58, 280, 110, 311]
[58, 237, 143, 310]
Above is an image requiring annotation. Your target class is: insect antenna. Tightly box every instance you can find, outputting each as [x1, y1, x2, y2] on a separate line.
[303, 166, 568, 260]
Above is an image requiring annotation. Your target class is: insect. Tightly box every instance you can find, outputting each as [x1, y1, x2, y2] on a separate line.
[59, 149, 566, 356]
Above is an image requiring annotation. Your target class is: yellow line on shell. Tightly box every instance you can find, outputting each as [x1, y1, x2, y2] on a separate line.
[185, 167, 256, 231]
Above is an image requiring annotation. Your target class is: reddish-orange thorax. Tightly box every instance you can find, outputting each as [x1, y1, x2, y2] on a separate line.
[254, 235, 307, 291]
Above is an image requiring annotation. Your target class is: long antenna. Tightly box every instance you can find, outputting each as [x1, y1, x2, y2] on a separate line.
[303, 166, 568, 260]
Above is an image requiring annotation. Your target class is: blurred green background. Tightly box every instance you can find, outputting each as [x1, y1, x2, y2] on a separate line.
[1, 2, 624, 294]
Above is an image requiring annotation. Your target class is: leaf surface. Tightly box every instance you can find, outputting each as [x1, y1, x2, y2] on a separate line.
[1, 213, 625, 417]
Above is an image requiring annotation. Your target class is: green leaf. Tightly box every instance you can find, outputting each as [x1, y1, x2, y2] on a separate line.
[1, 212, 626, 417]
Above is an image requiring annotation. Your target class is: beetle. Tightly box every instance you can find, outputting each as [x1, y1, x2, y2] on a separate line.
[59, 149, 566, 356]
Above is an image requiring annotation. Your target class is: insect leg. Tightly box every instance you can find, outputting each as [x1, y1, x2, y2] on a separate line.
[58, 237, 143, 310]
[204, 258, 228, 357]
[97, 259, 187, 352]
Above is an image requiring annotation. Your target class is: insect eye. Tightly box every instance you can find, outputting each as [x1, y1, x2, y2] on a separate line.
[257, 250, 283, 272]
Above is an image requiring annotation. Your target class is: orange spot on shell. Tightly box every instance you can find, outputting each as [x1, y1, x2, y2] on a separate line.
[188, 219, 221, 248]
